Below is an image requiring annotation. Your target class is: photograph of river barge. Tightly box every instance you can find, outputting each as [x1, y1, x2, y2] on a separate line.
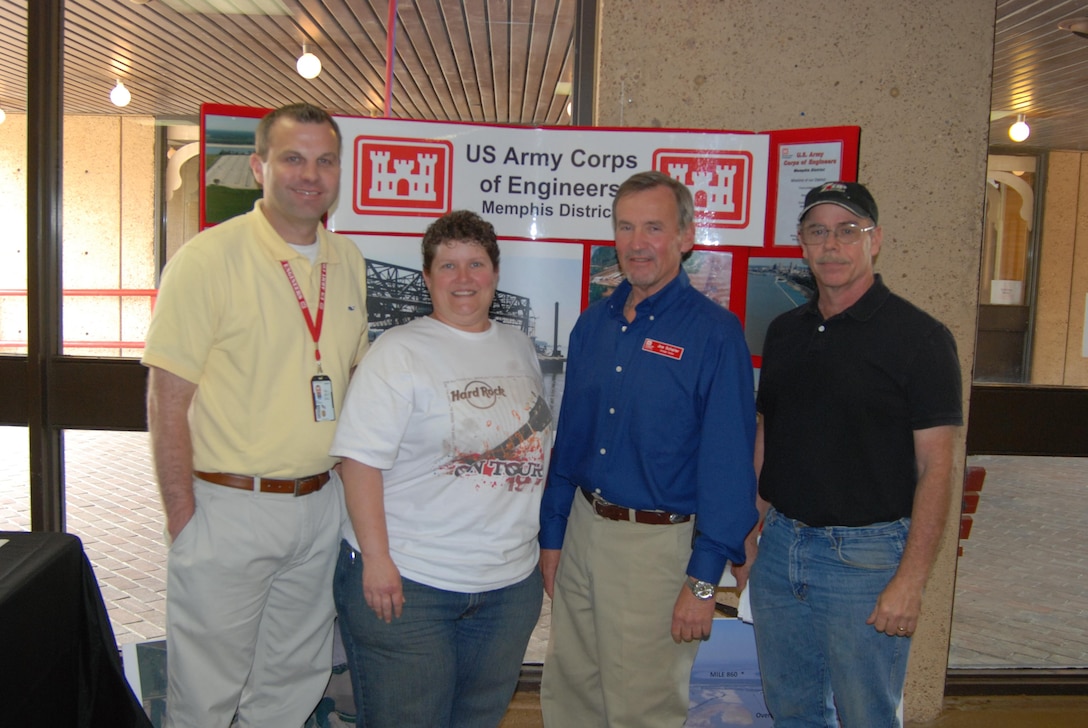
[745, 257, 814, 357]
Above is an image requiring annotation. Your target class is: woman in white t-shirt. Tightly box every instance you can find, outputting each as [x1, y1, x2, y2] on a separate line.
[331, 210, 552, 728]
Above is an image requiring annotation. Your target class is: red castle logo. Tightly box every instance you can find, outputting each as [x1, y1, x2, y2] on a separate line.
[353, 136, 453, 217]
[652, 149, 753, 228]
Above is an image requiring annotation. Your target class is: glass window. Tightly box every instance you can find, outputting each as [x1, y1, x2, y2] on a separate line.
[0, 426, 30, 531]
[62, 429, 164, 644]
[974, 154, 1038, 383]
[61, 117, 158, 358]
[0, 113, 27, 355]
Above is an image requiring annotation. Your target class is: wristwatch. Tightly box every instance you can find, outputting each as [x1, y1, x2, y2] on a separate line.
[686, 576, 716, 600]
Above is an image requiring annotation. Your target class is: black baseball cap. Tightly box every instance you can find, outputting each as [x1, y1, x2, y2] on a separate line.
[799, 181, 878, 224]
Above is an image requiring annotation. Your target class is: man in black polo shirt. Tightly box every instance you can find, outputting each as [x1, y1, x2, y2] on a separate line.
[740, 181, 963, 727]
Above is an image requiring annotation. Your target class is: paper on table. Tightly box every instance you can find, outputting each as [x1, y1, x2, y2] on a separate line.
[737, 584, 753, 624]
[719, 560, 737, 588]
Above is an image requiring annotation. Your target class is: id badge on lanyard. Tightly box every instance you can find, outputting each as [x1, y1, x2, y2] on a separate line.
[311, 374, 335, 422]
[282, 260, 336, 422]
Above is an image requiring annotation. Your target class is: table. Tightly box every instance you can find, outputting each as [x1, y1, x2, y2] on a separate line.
[0, 530, 152, 727]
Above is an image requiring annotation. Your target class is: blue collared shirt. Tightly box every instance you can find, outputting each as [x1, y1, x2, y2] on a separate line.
[540, 269, 758, 582]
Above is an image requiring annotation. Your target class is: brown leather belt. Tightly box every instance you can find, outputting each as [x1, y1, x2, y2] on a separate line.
[581, 488, 691, 525]
[195, 470, 330, 496]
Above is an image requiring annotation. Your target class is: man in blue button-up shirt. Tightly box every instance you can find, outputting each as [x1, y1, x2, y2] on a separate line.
[539, 171, 758, 727]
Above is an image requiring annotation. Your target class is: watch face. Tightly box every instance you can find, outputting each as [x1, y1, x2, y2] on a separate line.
[690, 579, 715, 599]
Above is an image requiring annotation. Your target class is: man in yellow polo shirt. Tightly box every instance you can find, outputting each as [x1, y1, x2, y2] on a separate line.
[142, 103, 369, 728]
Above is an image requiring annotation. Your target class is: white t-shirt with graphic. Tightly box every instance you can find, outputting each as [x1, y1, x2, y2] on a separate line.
[331, 316, 553, 592]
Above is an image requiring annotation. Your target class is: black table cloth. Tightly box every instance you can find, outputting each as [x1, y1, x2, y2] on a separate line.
[0, 530, 152, 727]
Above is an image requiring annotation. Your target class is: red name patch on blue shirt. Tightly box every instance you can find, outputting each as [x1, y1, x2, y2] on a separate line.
[642, 338, 684, 360]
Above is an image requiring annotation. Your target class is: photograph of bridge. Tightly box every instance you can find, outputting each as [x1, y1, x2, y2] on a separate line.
[364, 257, 533, 337]
[352, 235, 583, 417]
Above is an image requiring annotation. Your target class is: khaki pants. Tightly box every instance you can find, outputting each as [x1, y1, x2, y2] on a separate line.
[542, 491, 701, 728]
[164, 473, 343, 728]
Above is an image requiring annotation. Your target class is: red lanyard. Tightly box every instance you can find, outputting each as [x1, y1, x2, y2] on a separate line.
[281, 261, 327, 372]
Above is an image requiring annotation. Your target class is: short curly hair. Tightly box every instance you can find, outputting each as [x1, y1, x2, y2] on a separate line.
[421, 210, 500, 272]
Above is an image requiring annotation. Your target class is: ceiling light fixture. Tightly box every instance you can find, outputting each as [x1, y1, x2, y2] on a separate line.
[110, 80, 131, 107]
[0, 108, 6, 124]
[1058, 18, 1088, 39]
[296, 44, 321, 79]
[1008, 114, 1030, 142]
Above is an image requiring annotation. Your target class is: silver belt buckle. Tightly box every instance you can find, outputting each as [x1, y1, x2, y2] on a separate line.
[293, 477, 306, 497]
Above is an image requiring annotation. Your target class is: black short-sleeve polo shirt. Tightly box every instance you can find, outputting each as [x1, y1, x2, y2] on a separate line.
[756, 275, 963, 527]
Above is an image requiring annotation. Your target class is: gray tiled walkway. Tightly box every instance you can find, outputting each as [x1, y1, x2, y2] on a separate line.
[0, 429, 167, 643]
[0, 427, 1084, 667]
[950, 455, 1088, 667]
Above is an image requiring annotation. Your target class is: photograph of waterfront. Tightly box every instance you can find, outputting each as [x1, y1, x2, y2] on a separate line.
[587, 245, 733, 309]
[745, 257, 813, 356]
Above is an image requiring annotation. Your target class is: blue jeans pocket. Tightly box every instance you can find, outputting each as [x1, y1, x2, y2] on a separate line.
[833, 526, 906, 570]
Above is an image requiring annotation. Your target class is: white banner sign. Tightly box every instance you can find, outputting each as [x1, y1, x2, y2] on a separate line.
[327, 118, 769, 246]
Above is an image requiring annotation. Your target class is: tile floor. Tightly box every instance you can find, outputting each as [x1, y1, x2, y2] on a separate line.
[950, 455, 1088, 668]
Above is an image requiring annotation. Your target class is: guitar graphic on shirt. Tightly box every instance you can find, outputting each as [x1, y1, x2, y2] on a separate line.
[474, 395, 551, 461]
[447, 395, 551, 480]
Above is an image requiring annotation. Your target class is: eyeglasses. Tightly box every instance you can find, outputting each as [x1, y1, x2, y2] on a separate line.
[797, 222, 875, 247]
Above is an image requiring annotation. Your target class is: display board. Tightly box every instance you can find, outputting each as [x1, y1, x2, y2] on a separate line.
[199, 104, 859, 371]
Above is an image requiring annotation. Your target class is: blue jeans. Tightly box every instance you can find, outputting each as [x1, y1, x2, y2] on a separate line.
[749, 508, 911, 728]
[333, 540, 543, 728]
